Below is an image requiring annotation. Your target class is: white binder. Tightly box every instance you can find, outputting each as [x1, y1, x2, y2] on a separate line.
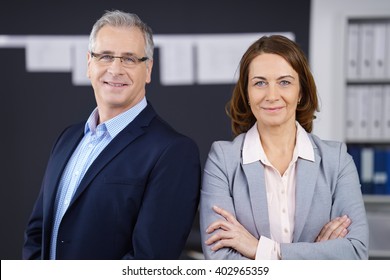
[346, 23, 360, 80]
[373, 23, 387, 79]
[356, 86, 370, 140]
[369, 85, 383, 140]
[386, 23, 390, 79]
[346, 85, 359, 141]
[383, 85, 390, 139]
[359, 24, 374, 79]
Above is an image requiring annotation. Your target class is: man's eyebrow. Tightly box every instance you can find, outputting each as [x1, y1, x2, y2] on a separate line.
[96, 50, 114, 54]
[96, 50, 136, 56]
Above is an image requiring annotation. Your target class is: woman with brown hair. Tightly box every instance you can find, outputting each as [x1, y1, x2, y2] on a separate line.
[200, 35, 368, 259]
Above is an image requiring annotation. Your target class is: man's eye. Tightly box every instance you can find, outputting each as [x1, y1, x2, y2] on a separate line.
[123, 56, 137, 64]
[99, 55, 114, 61]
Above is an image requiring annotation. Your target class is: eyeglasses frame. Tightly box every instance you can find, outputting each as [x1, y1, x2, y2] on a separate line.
[90, 51, 149, 67]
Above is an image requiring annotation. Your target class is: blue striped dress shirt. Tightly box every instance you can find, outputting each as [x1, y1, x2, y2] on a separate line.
[50, 98, 147, 259]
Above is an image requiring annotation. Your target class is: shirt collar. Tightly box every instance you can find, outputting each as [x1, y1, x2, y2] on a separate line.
[84, 97, 147, 138]
[242, 121, 315, 165]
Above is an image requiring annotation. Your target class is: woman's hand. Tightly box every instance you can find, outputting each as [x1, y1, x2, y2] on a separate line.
[205, 206, 259, 259]
[315, 215, 351, 242]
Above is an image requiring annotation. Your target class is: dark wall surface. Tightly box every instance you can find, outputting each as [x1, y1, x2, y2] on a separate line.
[0, 0, 311, 259]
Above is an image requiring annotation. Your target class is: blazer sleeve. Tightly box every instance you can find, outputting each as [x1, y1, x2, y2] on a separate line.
[200, 142, 249, 260]
[22, 126, 73, 260]
[280, 143, 369, 259]
[124, 136, 201, 259]
[22, 186, 44, 259]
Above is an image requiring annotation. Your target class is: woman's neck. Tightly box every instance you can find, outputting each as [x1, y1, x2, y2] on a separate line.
[257, 122, 297, 175]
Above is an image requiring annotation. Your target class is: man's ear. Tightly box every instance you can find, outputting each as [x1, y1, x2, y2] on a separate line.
[145, 59, 153, 84]
[86, 52, 92, 79]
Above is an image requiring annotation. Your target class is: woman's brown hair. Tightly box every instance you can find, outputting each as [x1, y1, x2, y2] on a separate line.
[227, 35, 319, 136]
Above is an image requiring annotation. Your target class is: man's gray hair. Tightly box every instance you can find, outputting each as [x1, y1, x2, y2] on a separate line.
[88, 10, 154, 59]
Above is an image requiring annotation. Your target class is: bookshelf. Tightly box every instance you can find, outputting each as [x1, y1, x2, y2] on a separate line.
[364, 194, 390, 204]
[310, 0, 390, 259]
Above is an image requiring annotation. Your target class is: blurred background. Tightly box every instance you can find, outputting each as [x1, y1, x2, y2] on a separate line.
[1, 0, 389, 260]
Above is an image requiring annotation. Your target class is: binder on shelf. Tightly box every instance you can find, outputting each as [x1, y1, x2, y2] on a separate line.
[372, 23, 387, 79]
[361, 147, 374, 194]
[348, 144, 362, 187]
[383, 86, 390, 139]
[346, 23, 360, 80]
[373, 148, 388, 195]
[386, 149, 390, 194]
[369, 86, 383, 140]
[359, 23, 374, 79]
[356, 86, 370, 141]
[386, 22, 390, 79]
[345, 86, 359, 141]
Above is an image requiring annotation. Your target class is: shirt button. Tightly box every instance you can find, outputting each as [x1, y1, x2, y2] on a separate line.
[284, 228, 289, 234]
[282, 208, 286, 213]
[281, 189, 285, 194]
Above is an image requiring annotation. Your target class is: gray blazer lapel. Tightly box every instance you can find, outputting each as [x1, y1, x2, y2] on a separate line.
[293, 153, 321, 241]
[242, 161, 271, 238]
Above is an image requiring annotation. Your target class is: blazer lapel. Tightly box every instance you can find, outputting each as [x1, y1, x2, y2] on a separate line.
[43, 125, 84, 219]
[293, 153, 321, 241]
[69, 104, 156, 207]
[242, 161, 271, 238]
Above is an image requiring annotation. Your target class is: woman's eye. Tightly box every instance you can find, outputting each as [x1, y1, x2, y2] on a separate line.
[255, 81, 267, 87]
[280, 80, 291, 86]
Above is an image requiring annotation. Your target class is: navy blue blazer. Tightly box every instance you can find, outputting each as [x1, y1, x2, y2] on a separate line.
[23, 104, 201, 260]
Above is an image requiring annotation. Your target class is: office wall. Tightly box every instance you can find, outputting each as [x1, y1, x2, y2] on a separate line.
[0, 0, 310, 259]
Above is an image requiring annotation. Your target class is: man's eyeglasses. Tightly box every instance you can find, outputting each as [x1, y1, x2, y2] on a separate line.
[90, 52, 149, 67]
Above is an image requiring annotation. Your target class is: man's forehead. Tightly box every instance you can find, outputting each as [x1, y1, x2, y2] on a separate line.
[94, 26, 145, 52]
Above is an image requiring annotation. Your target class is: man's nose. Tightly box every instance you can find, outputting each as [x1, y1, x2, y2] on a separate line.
[107, 58, 125, 75]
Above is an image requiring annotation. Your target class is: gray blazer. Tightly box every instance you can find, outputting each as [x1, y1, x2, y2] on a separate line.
[200, 132, 369, 259]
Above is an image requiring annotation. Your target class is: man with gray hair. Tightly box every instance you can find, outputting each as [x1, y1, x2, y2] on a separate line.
[23, 10, 201, 260]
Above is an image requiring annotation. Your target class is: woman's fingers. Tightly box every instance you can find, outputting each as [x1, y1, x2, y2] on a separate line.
[205, 205, 258, 259]
[316, 215, 351, 242]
